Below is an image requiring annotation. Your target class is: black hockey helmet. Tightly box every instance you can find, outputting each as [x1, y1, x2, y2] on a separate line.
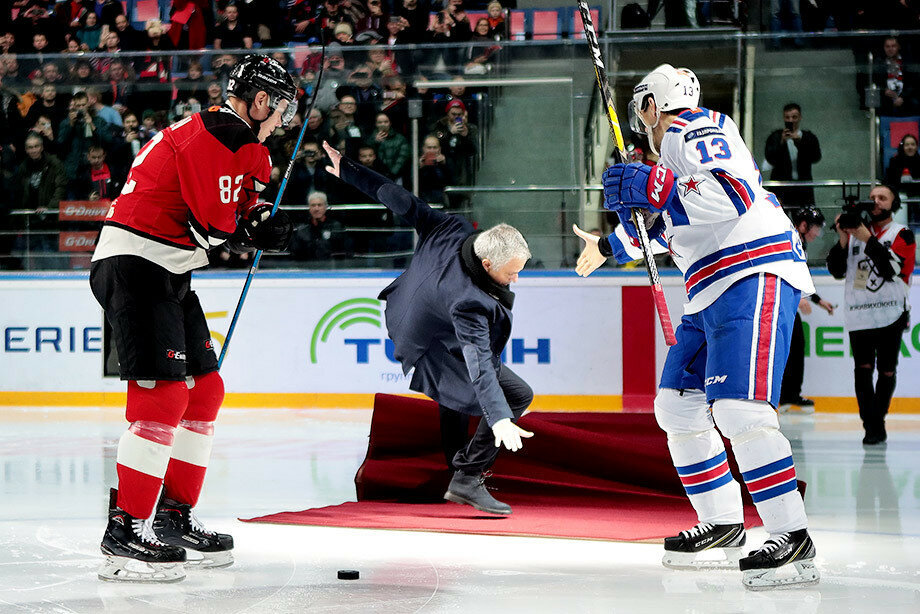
[227, 54, 298, 126]
[792, 206, 825, 228]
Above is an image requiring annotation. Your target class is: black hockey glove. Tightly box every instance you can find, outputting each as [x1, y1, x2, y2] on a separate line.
[227, 204, 292, 254]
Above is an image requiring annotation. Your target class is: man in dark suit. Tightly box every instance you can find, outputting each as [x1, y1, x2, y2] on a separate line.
[764, 102, 822, 207]
[323, 141, 534, 516]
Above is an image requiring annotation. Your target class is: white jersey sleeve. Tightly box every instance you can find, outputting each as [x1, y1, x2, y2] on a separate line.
[659, 109, 778, 226]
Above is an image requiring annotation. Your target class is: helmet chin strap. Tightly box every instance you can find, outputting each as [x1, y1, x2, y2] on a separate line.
[644, 105, 662, 156]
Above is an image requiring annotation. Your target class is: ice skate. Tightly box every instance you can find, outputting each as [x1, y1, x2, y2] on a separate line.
[740, 528, 819, 590]
[99, 490, 187, 583]
[662, 522, 746, 570]
[153, 497, 234, 568]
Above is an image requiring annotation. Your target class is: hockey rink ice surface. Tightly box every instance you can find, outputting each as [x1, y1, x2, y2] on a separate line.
[1, 407, 919, 614]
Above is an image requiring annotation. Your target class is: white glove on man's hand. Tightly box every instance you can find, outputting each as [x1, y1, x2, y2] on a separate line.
[491, 418, 534, 452]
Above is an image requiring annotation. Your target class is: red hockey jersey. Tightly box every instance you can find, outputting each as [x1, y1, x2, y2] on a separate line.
[92, 104, 272, 274]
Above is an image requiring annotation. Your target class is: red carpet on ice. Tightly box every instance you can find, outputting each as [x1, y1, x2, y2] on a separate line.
[242, 394, 772, 541]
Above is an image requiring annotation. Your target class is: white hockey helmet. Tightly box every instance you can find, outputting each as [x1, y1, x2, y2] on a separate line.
[628, 64, 700, 135]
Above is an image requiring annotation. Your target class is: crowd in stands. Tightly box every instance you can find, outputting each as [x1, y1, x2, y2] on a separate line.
[0, 0, 509, 269]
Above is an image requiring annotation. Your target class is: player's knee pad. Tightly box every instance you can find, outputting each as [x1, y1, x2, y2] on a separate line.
[654, 388, 713, 436]
[126, 379, 189, 427]
[183, 371, 224, 423]
[710, 398, 779, 441]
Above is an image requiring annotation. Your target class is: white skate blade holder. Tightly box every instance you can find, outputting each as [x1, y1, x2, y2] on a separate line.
[742, 559, 820, 591]
[662, 547, 744, 571]
[98, 555, 187, 583]
[184, 549, 234, 569]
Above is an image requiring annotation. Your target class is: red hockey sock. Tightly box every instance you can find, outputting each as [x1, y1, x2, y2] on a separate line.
[116, 380, 189, 518]
[164, 372, 224, 506]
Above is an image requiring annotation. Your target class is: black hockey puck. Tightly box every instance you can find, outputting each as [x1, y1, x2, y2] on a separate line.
[337, 569, 359, 580]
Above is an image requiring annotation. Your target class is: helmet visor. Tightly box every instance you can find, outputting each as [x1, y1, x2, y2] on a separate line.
[272, 92, 298, 127]
[627, 99, 646, 135]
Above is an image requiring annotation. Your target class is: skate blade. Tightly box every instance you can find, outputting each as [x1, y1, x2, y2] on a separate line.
[742, 560, 820, 591]
[98, 555, 186, 583]
[185, 549, 234, 569]
[662, 548, 743, 571]
[443, 491, 512, 516]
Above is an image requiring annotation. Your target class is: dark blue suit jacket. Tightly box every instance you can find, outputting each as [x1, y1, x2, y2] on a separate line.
[341, 158, 514, 425]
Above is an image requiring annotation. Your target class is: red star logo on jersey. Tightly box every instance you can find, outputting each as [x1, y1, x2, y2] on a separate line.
[679, 176, 705, 197]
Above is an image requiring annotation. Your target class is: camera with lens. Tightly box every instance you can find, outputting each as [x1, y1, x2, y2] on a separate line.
[834, 196, 873, 230]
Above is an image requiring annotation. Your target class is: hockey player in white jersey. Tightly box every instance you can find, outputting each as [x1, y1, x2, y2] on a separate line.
[574, 64, 819, 590]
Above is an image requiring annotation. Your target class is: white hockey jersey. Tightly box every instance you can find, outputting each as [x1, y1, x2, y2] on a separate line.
[649, 107, 814, 313]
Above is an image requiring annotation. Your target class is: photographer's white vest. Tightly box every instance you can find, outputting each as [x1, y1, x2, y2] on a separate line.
[844, 221, 911, 331]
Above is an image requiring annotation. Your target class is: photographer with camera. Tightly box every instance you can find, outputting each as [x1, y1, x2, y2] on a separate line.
[827, 185, 916, 445]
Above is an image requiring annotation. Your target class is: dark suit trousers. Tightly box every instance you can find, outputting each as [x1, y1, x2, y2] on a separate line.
[440, 364, 533, 475]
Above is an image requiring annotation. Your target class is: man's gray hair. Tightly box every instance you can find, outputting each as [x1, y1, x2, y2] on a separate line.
[308, 190, 328, 205]
[473, 223, 531, 269]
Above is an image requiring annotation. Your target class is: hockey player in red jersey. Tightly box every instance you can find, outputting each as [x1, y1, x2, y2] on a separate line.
[90, 54, 296, 583]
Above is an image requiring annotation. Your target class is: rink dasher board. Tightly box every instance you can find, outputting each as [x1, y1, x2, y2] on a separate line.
[0, 270, 919, 413]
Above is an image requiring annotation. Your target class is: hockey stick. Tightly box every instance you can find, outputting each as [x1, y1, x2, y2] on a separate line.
[576, 1, 677, 346]
[218, 44, 328, 368]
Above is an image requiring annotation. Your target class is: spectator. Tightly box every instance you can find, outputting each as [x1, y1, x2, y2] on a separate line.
[21, 32, 51, 79]
[344, 66, 382, 131]
[214, 3, 253, 50]
[445, 0, 472, 42]
[384, 15, 416, 74]
[486, 1, 506, 39]
[333, 22, 355, 45]
[97, 0, 126, 29]
[827, 185, 915, 445]
[205, 78, 225, 107]
[874, 36, 916, 117]
[778, 207, 835, 414]
[67, 59, 97, 88]
[764, 102, 821, 207]
[26, 113, 58, 157]
[465, 18, 500, 74]
[11, 132, 67, 268]
[370, 111, 409, 183]
[76, 11, 105, 50]
[295, 139, 333, 200]
[358, 144, 390, 175]
[418, 134, 452, 205]
[0, 30, 15, 55]
[395, 0, 430, 44]
[289, 190, 347, 262]
[319, 0, 355, 42]
[109, 111, 142, 178]
[212, 53, 238, 95]
[329, 94, 365, 158]
[0, 53, 27, 89]
[86, 86, 122, 128]
[175, 61, 207, 104]
[25, 83, 68, 132]
[886, 134, 920, 229]
[769, 0, 804, 47]
[135, 19, 173, 112]
[112, 13, 143, 51]
[93, 30, 121, 74]
[434, 99, 478, 186]
[364, 47, 397, 79]
[40, 62, 66, 88]
[70, 144, 124, 200]
[380, 74, 409, 133]
[356, 0, 388, 41]
[57, 90, 114, 185]
[102, 60, 134, 113]
[167, 0, 211, 50]
[304, 108, 332, 145]
[0, 73, 24, 159]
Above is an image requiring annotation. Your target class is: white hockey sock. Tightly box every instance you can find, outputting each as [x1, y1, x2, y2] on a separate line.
[668, 429, 744, 525]
[730, 427, 807, 535]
